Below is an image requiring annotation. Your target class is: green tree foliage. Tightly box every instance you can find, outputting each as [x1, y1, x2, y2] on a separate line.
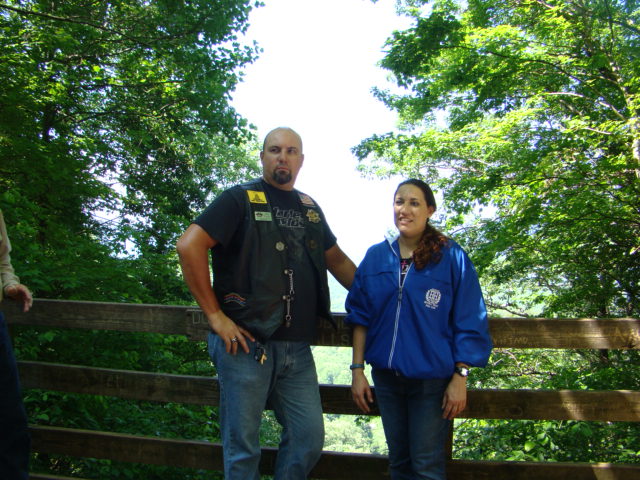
[457, 347, 640, 463]
[354, 1, 639, 465]
[1, 1, 262, 477]
[17, 326, 223, 478]
[356, 0, 639, 317]
[0, 0, 261, 302]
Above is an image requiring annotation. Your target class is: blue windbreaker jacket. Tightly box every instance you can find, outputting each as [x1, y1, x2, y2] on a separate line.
[345, 234, 493, 379]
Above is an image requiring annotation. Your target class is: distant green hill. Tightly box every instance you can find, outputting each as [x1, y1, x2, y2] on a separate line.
[329, 275, 348, 313]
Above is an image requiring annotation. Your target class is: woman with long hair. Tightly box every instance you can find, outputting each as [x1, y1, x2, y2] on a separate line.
[345, 179, 492, 479]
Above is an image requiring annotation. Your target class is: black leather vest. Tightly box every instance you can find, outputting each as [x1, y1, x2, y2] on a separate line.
[211, 179, 333, 341]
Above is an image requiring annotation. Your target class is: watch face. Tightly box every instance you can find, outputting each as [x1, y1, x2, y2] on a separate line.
[456, 367, 469, 377]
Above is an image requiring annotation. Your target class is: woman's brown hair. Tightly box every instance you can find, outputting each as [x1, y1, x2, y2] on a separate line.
[395, 179, 448, 270]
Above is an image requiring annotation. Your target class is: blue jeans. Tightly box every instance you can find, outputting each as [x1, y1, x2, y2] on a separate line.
[208, 333, 324, 480]
[0, 312, 30, 480]
[372, 369, 450, 480]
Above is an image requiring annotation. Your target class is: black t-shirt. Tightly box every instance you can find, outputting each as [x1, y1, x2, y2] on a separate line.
[195, 179, 337, 342]
[400, 257, 412, 281]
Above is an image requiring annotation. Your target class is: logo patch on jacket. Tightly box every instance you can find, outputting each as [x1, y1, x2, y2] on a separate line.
[223, 292, 247, 306]
[247, 190, 267, 204]
[424, 288, 441, 310]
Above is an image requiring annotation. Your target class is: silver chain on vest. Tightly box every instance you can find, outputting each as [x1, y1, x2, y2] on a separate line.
[283, 268, 295, 327]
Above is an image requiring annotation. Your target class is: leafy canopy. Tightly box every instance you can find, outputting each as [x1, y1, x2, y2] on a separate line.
[357, 0, 640, 317]
[0, 0, 262, 302]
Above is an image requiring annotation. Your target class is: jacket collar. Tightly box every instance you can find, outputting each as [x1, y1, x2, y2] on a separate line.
[385, 229, 401, 257]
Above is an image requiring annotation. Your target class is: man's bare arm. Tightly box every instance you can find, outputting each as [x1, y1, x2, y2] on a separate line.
[325, 244, 356, 290]
[176, 224, 253, 353]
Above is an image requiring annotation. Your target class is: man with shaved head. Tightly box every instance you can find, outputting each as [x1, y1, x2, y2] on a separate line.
[177, 127, 356, 479]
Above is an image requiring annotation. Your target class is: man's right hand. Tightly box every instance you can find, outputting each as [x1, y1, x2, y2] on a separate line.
[177, 224, 255, 355]
[207, 310, 255, 354]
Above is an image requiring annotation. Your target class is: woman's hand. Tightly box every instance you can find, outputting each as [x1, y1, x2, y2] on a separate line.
[441, 374, 467, 420]
[351, 369, 374, 413]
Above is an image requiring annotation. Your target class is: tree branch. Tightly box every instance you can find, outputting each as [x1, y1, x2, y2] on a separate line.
[0, 3, 153, 48]
[485, 298, 532, 318]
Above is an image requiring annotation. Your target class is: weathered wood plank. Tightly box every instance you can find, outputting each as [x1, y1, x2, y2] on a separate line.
[4, 298, 189, 335]
[30, 425, 226, 470]
[483, 317, 640, 350]
[18, 361, 218, 405]
[445, 459, 640, 480]
[18, 362, 640, 421]
[29, 426, 640, 480]
[464, 389, 640, 421]
[280, 385, 640, 422]
[30, 474, 89, 480]
[5, 299, 639, 349]
[6, 299, 639, 478]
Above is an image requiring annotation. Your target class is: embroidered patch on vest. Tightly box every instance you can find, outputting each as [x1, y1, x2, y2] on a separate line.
[223, 292, 247, 306]
[254, 211, 272, 221]
[299, 193, 315, 206]
[247, 190, 267, 204]
[306, 209, 321, 223]
[424, 288, 441, 310]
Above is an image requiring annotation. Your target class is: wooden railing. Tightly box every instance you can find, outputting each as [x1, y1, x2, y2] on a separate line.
[4, 298, 640, 480]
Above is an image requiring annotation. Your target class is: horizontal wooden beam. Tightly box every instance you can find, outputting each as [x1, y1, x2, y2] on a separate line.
[7, 299, 638, 478]
[5, 299, 640, 349]
[4, 299, 190, 336]
[18, 362, 640, 422]
[464, 388, 640, 422]
[30, 425, 226, 471]
[19, 361, 219, 405]
[29, 426, 640, 480]
[30, 474, 88, 480]
[445, 459, 640, 480]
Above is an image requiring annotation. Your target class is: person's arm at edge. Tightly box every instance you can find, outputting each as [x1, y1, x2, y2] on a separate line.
[4, 284, 32, 313]
[324, 244, 356, 289]
[176, 223, 254, 354]
[351, 324, 373, 413]
[0, 211, 32, 312]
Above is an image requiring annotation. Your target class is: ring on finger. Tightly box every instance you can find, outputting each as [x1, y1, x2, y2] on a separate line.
[231, 337, 238, 343]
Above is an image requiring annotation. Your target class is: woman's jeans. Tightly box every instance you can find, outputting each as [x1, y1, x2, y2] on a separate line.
[0, 312, 30, 480]
[372, 369, 450, 480]
[208, 333, 324, 480]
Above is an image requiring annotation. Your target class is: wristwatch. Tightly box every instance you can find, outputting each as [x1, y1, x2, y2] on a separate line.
[454, 366, 470, 377]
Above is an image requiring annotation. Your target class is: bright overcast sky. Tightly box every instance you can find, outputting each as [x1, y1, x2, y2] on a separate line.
[231, 0, 415, 264]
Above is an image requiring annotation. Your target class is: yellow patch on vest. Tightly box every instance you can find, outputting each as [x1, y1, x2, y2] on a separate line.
[247, 190, 267, 204]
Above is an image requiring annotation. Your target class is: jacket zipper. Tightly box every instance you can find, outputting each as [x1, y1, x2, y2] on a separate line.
[388, 247, 411, 369]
